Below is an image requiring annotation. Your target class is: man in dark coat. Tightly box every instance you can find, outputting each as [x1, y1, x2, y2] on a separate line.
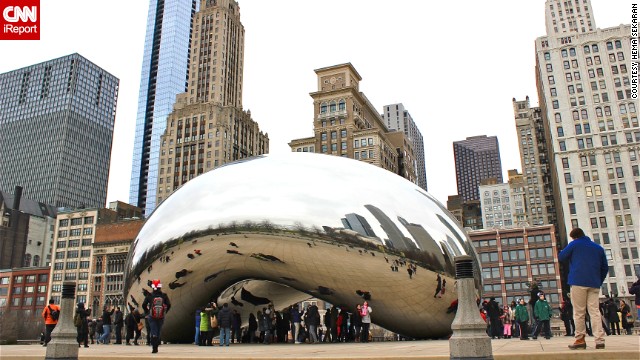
[113, 306, 124, 344]
[217, 303, 233, 346]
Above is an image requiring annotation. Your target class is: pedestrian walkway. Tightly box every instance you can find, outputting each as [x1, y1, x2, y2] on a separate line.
[1, 335, 638, 360]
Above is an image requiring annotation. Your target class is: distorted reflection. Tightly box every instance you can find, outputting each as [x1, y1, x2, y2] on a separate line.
[124, 153, 481, 342]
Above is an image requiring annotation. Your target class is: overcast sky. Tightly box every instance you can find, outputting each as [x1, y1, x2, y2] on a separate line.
[0, 0, 632, 207]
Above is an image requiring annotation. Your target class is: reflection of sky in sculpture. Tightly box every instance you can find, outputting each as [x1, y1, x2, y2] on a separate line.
[130, 153, 465, 266]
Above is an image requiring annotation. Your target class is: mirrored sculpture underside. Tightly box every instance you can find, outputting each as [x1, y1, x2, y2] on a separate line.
[124, 153, 482, 342]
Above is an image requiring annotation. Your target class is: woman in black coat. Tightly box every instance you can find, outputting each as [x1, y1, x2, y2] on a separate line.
[75, 303, 91, 347]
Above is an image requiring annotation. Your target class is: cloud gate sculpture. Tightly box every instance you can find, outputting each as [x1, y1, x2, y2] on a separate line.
[124, 153, 481, 342]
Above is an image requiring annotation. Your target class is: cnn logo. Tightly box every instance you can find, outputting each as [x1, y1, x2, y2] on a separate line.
[1, 1, 40, 40]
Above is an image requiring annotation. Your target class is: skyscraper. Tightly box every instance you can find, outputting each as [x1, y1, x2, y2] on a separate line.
[453, 135, 503, 202]
[513, 97, 557, 226]
[382, 103, 428, 190]
[155, 0, 269, 205]
[129, 0, 198, 215]
[0, 53, 119, 209]
[289, 63, 417, 185]
[535, 0, 636, 297]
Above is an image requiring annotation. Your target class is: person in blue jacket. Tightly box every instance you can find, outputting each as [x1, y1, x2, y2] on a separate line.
[558, 227, 608, 350]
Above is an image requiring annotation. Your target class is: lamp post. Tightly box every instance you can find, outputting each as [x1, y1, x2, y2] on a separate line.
[45, 282, 78, 360]
[449, 255, 493, 360]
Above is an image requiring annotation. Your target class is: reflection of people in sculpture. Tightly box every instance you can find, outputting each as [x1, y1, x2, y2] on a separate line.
[407, 267, 413, 279]
[434, 273, 442, 298]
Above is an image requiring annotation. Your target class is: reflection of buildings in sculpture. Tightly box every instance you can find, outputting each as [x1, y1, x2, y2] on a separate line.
[91, 219, 144, 317]
[124, 153, 478, 341]
[341, 213, 377, 238]
[397, 217, 444, 270]
[364, 205, 416, 251]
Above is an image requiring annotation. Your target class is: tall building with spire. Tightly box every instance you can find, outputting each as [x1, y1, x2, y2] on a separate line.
[129, 0, 198, 215]
[535, 0, 637, 298]
[154, 0, 269, 206]
[382, 103, 428, 191]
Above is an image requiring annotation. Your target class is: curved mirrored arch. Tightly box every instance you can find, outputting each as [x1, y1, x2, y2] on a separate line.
[124, 153, 481, 342]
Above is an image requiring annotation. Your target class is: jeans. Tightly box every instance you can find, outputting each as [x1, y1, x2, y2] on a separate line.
[98, 325, 111, 343]
[533, 319, 551, 338]
[308, 325, 318, 343]
[293, 322, 300, 342]
[361, 323, 370, 342]
[148, 317, 164, 338]
[219, 327, 231, 346]
[194, 326, 200, 345]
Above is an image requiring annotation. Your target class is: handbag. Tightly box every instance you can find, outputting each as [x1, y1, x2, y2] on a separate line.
[137, 322, 144, 331]
[210, 314, 218, 328]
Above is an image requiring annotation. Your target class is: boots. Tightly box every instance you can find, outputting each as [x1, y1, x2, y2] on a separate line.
[151, 336, 158, 353]
[568, 335, 586, 350]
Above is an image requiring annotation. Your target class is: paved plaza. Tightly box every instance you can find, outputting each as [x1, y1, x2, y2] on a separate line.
[1, 336, 638, 360]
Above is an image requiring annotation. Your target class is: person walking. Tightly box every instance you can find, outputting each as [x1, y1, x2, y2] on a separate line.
[558, 227, 608, 350]
[486, 297, 502, 339]
[514, 298, 529, 340]
[74, 302, 91, 348]
[619, 300, 632, 335]
[193, 308, 201, 345]
[360, 301, 372, 343]
[142, 279, 171, 353]
[113, 306, 124, 344]
[98, 304, 115, 344]
[217, 303, 232, 346]
[532, 292, 552, 339]
[42, 299, 60, 347]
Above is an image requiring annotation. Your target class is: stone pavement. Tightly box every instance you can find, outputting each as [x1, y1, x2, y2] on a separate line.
[1, 336, 638, 360]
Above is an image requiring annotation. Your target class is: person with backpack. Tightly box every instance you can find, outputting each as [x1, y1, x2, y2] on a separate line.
[74, 302, 91, 348]
[142, 279, 171, 353]
[42, 299, 60, 347]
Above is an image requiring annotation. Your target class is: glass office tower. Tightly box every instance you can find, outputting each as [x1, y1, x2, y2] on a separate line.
[129, 0, 197, 215]
[0, 53, 119, 208]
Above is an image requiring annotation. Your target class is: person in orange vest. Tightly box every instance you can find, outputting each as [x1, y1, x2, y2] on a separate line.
[42, 299, 61, 346]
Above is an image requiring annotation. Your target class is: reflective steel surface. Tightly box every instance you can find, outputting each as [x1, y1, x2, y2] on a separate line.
[124, 153, 481, 342]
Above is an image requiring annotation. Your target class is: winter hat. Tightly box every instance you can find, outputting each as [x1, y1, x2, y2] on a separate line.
[151, 279, 162, 290]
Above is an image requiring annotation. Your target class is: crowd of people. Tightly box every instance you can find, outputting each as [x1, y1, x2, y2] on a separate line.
[193, 300, 374, 345]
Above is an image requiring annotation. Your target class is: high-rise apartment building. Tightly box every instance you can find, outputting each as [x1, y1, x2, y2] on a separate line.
[0, 53, 119, 208]
[513, 97, 557, 226]
[453, 135, 503, 202]
[130, 0, 198, 215]
[289, 63, 417, 185]
[155, 0, 269, 205]
[535, 0, 637, 297]
[382, 103, 428, 190]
